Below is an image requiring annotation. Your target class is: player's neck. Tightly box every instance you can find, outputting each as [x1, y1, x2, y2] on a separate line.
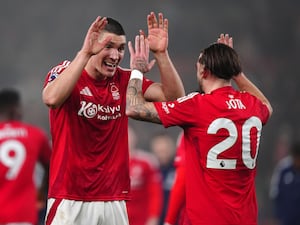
[204, 78, 231, 94]
[85, 66, 107, 81]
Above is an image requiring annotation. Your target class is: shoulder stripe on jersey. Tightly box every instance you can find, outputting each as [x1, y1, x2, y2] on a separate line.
[50, 60, 71, 73]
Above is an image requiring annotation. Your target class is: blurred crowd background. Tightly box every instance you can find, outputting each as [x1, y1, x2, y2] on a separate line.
[1, 0, 299, 224]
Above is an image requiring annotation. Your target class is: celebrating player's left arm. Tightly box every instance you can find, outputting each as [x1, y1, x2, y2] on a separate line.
[142, 12, 185, 102]
[127, 34, 162, 124]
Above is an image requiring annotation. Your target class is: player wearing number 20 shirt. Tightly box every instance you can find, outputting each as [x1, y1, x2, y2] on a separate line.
[126, 38, 273, 225]
[154, 87, 270, 225]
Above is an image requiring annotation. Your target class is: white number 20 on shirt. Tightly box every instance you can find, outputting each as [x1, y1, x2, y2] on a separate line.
[206, 116, 262, 170]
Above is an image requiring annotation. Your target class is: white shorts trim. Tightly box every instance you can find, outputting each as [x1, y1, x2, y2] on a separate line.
[45, 198, 129, 225]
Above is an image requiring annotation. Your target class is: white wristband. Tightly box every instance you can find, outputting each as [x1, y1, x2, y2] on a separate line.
[130, 69, 143, 80]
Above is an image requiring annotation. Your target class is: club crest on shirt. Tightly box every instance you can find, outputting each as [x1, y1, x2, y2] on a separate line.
[168, 103, 175, 108]
[110, 83, 120, 100]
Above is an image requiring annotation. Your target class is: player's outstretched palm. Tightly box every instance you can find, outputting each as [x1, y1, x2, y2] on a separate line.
[81, 16, 112, 56]
[147, 12, 168, 53]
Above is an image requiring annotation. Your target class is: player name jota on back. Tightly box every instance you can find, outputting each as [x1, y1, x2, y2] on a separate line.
[226, 95, 246, 110]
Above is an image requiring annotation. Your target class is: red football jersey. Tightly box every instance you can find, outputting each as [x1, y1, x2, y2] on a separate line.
[44, 61, 153, 201]
[165, 133, 191, 225]
[154, 87, 270, 225]
[174, 133, 185, 168]
[0, 121, 51, 224]
[127, 150, 163, 225]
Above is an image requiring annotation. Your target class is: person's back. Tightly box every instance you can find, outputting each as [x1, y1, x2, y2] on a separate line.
[270, 141, 300, 225]
[179, 86, 269, 224]
[147, 42, 271, 225]
[125, 34, 273, 225]
[0, 89, 51, 225]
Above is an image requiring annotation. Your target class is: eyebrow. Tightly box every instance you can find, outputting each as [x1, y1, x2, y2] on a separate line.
[107, 40, 126, 46]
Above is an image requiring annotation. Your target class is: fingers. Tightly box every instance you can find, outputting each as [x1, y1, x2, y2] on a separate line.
[217, 33, 225, 44]
[135, 35, 147, 56]
[158, 13, 168, 32]
[163, 17, 168, 32]
[147, 13, 152, 29]
[158, 13, 164, 28]
[217, 33, 233, 48]
[148, 59, 156, 71]
[139, 29, 146, 37]
[129, 34, 152, 72]
[129, 35, 146, 56]
[147, 12, 158, 29]
[147, 12, 167, 30]
[128, 41, 134, 56]
[145, 37, 150, 57]
[135, 35, 141, 55]
[228, 36, 233, 48]
[90, 16, 107, 32]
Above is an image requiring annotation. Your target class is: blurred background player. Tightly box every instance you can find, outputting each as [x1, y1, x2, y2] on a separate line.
[127, 125, 163, 225]
[269, 141, 300, 225]
[150, 132, 176, 225]
[0, 88, 51, 225]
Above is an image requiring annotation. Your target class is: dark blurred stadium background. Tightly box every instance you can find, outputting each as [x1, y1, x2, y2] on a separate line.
[1, 1, 299, 224]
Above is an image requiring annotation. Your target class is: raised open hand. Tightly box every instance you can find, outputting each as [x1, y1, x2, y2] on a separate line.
[146, 12, 169, 53]
[81, 16, 112, 56]
[128, 35, 156, 73]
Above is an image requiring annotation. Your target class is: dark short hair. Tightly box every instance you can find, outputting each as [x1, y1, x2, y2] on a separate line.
[199, 43, 242, 80]
[105, 17, 126, 36]
[0, 88, 20, 114]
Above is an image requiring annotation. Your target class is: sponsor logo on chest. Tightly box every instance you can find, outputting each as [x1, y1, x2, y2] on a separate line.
[78, 83, 122, 120]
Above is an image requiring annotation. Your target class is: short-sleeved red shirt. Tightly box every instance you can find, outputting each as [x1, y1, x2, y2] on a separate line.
[0, 121, 51, 224]
[155, 87, 270, 225]
[44, 61, 153, 201]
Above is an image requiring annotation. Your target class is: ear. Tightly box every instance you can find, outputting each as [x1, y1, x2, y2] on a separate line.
[202, 69, 209, 78]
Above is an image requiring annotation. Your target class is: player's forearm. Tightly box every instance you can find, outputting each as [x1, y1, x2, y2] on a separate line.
[126, 75, 162, 124]
[233, 72, 273, 116]
[43, 51, 90, 108]
[154, 50, 185, 100]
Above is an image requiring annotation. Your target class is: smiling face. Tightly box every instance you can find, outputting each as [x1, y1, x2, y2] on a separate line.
[87, 31, 126, 80]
